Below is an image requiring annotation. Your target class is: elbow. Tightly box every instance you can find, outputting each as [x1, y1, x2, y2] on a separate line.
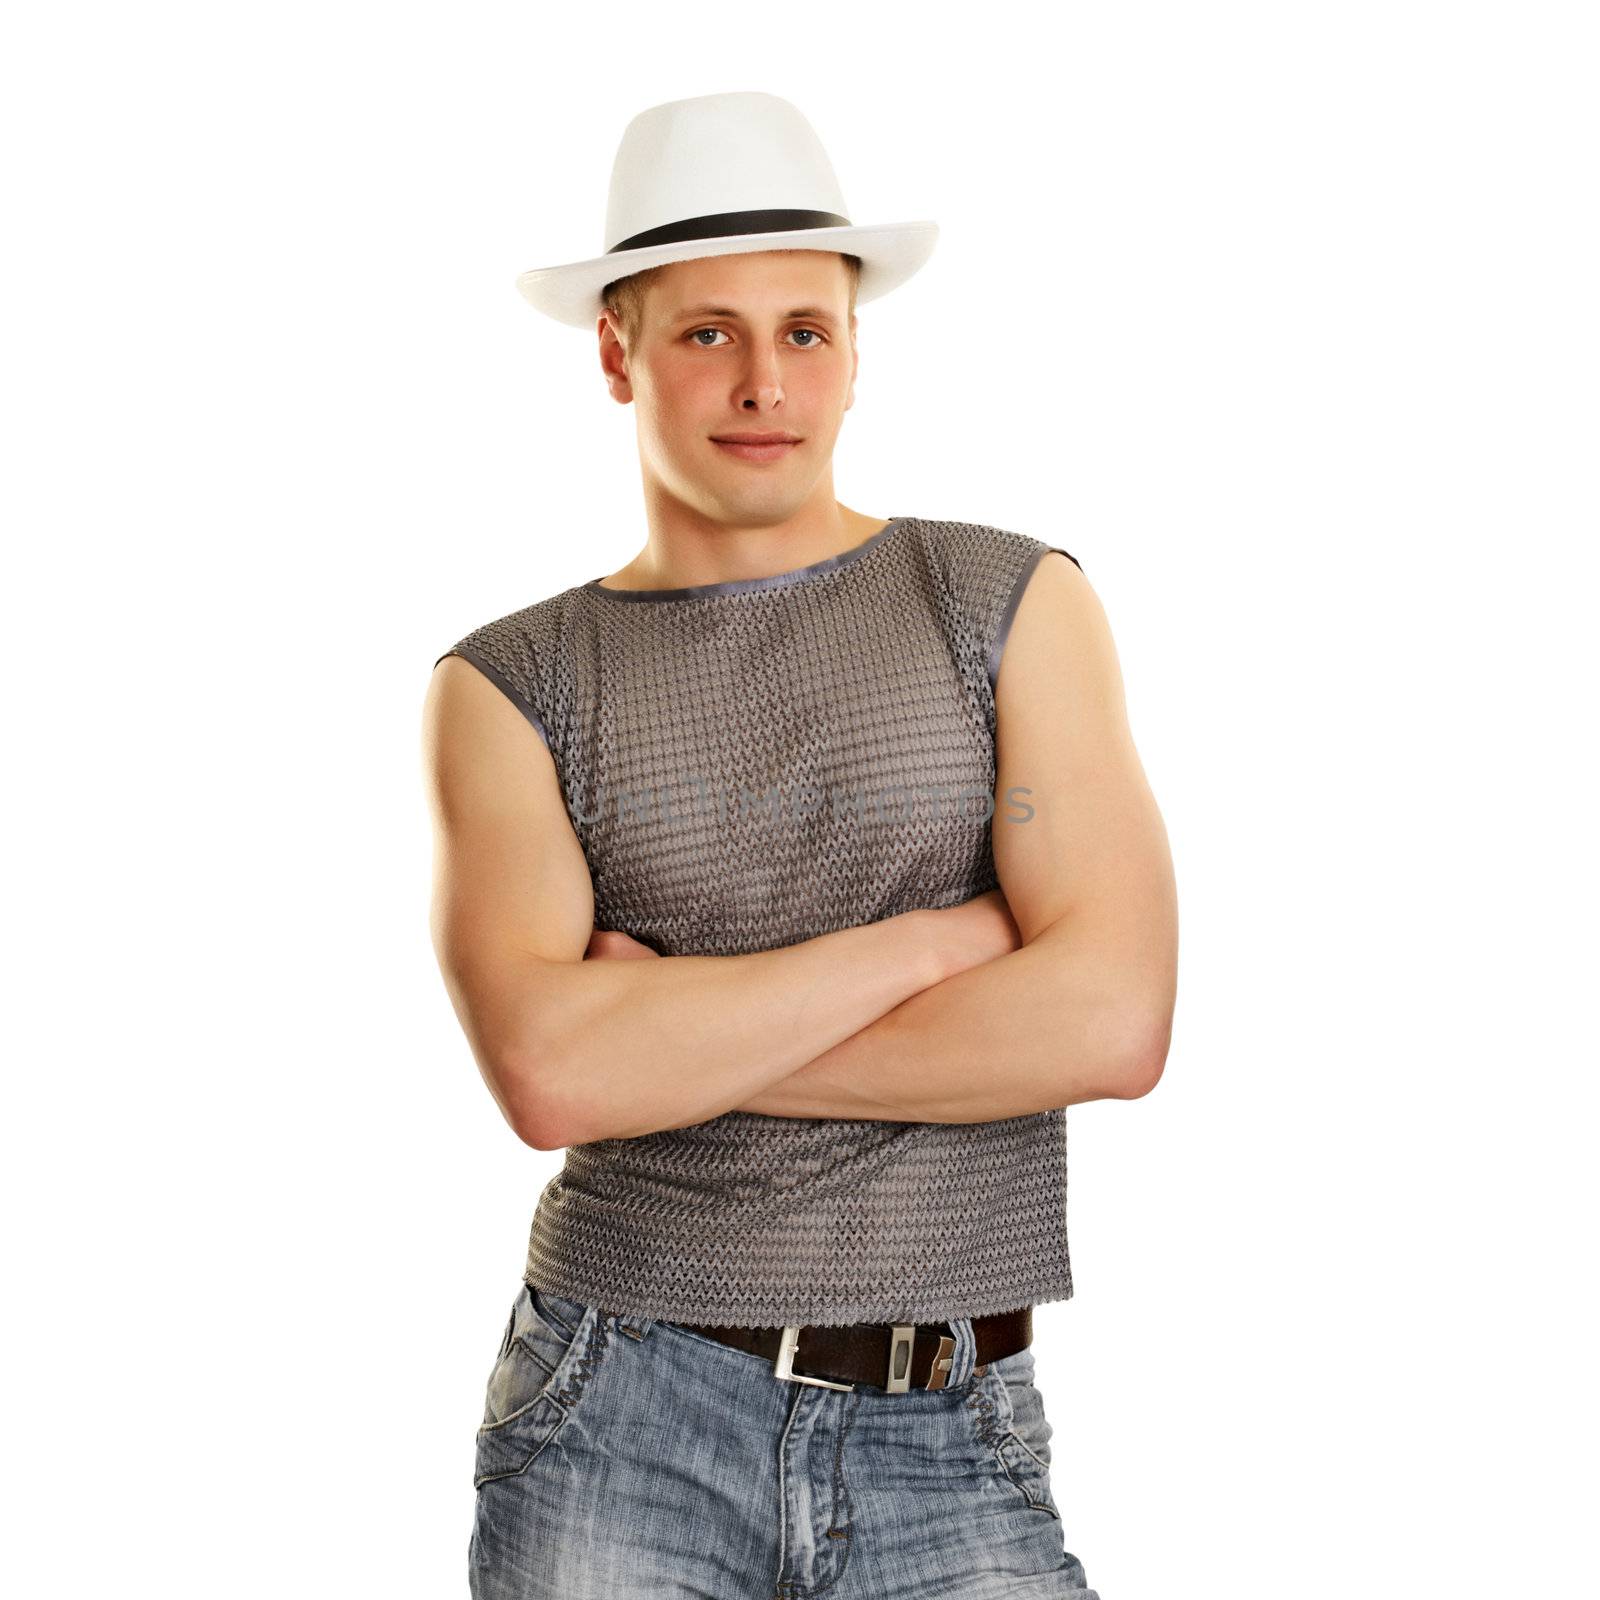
[495, 1004, 622, 1150]
[497, 1039, 586, 1152]
[1102, 1010, 1173, 1100]
[511, 1101, 570, 1153]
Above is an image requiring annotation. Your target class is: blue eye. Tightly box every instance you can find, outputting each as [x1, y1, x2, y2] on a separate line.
[685, 327, 826, 347]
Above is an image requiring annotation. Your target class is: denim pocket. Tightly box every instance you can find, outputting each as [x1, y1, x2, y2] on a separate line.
[966, 1347, 1062, 1520]
[474, 1283, 609, 1488]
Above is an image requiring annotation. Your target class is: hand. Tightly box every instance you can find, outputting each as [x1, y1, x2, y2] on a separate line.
[924, 888, 1023, 981]
[584, 928, 663, 960]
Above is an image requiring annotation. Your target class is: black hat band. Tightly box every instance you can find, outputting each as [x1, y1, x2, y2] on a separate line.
[607, 208, 852, 254]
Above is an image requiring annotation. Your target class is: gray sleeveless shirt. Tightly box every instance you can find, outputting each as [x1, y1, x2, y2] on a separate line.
[436, 515, 1083, 1328]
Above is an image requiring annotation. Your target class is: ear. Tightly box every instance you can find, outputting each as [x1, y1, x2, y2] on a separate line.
[599, 311, 634, 404]
[844, 316, 859, 411]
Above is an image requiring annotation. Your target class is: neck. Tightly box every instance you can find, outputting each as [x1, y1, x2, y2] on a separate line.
[596, 491, 890, 593]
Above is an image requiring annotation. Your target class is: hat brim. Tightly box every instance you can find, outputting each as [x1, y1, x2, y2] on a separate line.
[514, 219, 939, 329]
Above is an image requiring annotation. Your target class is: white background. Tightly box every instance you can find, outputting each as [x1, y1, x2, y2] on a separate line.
[5, 3, 1596, 1596]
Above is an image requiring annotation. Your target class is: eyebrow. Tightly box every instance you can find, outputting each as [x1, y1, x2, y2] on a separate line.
[668, 303, 840, 325]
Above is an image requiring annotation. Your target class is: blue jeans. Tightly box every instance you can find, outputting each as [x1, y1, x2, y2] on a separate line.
[469, 1281, 1103, 1597]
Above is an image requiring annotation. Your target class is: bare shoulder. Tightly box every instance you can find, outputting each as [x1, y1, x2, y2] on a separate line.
[995, 549, 1128, 739]
[422, 654, 560, 823]
[420, 652, 590, 952]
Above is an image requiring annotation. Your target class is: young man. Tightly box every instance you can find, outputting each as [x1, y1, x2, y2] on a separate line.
[423, 92, 1177, 1598]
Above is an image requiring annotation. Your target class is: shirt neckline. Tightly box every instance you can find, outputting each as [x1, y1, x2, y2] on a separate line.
[582, 516, 911, 603]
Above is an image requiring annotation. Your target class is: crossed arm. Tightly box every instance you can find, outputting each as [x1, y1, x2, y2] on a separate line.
[422, 553, 1177, 1149]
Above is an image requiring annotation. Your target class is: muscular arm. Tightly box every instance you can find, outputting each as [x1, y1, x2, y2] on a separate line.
[730, 552, 1179, 1120]
[422, 656, 1010, 1150]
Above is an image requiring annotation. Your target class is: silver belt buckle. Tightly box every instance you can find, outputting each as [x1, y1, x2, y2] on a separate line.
[886, 1324, 918, 1392]
[774, 1325, 854, 1391]
[774, 1323, 955, 1393]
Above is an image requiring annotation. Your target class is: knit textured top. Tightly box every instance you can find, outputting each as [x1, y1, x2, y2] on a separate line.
[435, 515, 1083, 1328]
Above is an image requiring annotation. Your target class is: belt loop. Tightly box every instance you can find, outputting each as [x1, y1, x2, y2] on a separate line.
[607, 1307, 655, 1342]
[942, 1315, 978, 1386]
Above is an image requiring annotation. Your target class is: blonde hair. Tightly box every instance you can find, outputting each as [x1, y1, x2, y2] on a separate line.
[602, 252, 863, 348]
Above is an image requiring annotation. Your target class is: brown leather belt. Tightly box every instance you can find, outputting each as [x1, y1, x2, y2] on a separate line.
[676, 1306, 1032, 1393]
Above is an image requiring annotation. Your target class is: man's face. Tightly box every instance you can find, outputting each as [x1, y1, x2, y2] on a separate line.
[603, 249, 858, 525]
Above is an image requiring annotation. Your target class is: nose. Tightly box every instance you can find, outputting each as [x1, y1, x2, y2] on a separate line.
[736, 347, 784, 412]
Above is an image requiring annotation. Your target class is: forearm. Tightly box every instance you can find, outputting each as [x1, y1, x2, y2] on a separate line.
[516, 910, 946, 1146]
[733, 919, 1150, 1122]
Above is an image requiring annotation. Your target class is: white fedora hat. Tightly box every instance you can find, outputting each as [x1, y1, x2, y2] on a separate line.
[515, 91, 939, 330]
